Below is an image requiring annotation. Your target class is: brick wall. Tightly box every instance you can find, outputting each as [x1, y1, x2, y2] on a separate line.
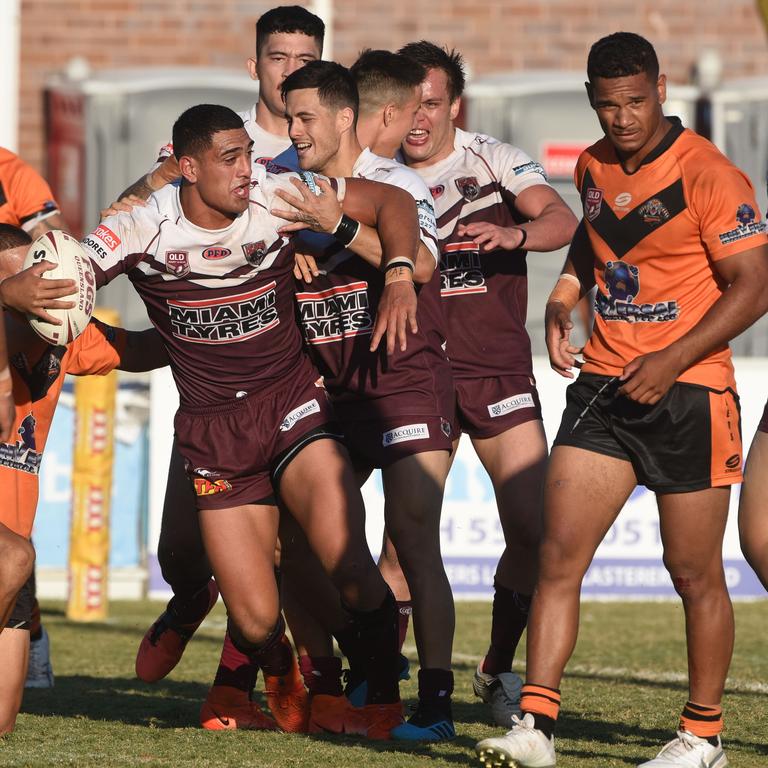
[18, 0, 768, 172]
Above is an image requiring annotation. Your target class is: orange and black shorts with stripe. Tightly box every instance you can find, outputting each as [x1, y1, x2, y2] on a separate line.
[553, 373, 742, 493]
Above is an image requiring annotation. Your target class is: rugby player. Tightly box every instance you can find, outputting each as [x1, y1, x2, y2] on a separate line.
[119, 5, 323, 197]
[275, 57, 457, 740]
[82, 104, 420, 739]
[476, 32, 768, 768]
[738, 410, 768, 591]
[126, 5, 325, 732]
[0, 223, 169, 735]
[397, 41, 577, 727]
[0, 147, 79, 690]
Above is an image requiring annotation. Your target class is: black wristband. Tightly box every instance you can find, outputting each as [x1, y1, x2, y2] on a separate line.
[513, 226, 528, 249]
[384, 258, 415, 272]
[333, 214, 360, 246]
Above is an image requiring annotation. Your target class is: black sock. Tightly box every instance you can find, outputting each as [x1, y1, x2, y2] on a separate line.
[344, 590, 399, 705]
[227, 614, 291, 677]
[167, 580, 213, 627]
[483, 580, 531, 676]
[417, 668, 453, 717]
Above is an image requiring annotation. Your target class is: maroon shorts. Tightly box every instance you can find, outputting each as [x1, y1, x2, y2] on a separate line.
[759, 399, 768, 434]
[454, 374, 542, 439]
[175, 359, 339, 510]
[338, 411, 454, 471]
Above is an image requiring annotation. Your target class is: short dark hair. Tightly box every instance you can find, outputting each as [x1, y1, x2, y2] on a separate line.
[281, 60, 359, 120]
[256, 5, 325, 57]
[587, 32, 659, 83]
[172, 104, 245, 160]
[397, 40, 466, 101]
[0, 223, 32, 252]
[350, 49, 426, 115]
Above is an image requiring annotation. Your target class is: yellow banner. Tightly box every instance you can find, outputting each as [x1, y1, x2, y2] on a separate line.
[66, 309, 119, 621]
[759, 0, 768, 30]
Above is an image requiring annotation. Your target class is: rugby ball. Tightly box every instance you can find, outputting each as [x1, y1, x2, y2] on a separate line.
[23, 230, 96, 345]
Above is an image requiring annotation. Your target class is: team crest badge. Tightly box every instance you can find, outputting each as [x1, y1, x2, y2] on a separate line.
[737, 203, 756, 225]
[430, 184, 445, 199]
[585, 187, 604, 221]
[242, 240, 267, 267]
[605, 260, 640, 302]
[455, 176, 481, 202]
[638, 197, 670, 225]
[165, 250, 190, 277]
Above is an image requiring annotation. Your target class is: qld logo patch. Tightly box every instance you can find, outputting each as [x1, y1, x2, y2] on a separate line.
[455, 176, 481, 202]
[382, 423, 429, 447]
[279, 399, 321, 432]
[165, 250, 190, 277]
[585, 187, 603, 221]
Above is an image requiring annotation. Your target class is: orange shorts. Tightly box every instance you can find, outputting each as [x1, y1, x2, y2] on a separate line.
[0, 465, 39, 538]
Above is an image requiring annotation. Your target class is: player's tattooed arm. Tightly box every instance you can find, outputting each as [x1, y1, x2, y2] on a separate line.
[114, 156, 181, 204]
[118, 328, 169, 373]
[458, 185, 578, 253]
[620, 243, 768, 405]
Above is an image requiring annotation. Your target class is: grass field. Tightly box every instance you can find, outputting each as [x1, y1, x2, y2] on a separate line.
[4, 600, 767, 767]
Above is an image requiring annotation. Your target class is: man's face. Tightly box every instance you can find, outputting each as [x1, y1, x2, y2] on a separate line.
[249, 32, 321, 117]
[587, 72, 667, 158]
[182, 128, 253, 217]
[378, 86, 421, 158]
[285, 88, 347, 172]
[402, 68, 459, 167]
[0, 245, 28, 282]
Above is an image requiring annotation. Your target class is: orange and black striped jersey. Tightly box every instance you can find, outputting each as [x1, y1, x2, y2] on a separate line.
[576, 118, 768, 390]
[0, 148, 60, 232]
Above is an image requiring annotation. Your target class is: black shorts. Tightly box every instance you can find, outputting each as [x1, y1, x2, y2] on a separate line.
[553, 373, 743, 493]
[7, 575, 33, 630]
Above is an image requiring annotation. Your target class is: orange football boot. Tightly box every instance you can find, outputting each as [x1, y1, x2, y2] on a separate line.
[308, 694, 369, 736]
[200, 685, 279, 731]
[136, 579, 219, 683]
[263, 638, 309, 733]
[358, 702, 405, 740]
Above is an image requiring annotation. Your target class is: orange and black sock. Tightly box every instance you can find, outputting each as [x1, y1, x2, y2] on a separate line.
[680, 701, 723, 747]
[482, 580, 531, 676]
[213, 631, 259, 693]
[520, 683, 561, 738]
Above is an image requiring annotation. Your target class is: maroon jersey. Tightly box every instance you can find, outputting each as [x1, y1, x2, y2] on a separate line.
[81, 175, 309, 408]
[411, 128, 553, 380]
[293, 149, 450, 418]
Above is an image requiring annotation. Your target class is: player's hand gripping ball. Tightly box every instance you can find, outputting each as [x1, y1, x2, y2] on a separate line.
[23, 230, 96, 345]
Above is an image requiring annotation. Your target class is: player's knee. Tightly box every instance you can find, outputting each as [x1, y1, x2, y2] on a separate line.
[0, 537, 34, 594]
[664, 562, 724, 600]
[228, 606, 279, 647]
[537, 536, 586, 585]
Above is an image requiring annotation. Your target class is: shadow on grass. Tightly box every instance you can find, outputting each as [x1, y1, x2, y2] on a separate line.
[22, 675, 210, 728]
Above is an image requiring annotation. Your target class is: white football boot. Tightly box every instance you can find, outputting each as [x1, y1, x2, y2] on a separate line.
[476, 713, 556, 768]
[637, 731, 728, 768]
[473, 663, 523, 726]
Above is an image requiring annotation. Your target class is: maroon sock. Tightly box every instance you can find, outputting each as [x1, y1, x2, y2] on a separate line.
[482, 580, 531, 676]
[213, 632, 258, 693]
[396, 600, 412, 652]
[299, 655, 343, 696]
